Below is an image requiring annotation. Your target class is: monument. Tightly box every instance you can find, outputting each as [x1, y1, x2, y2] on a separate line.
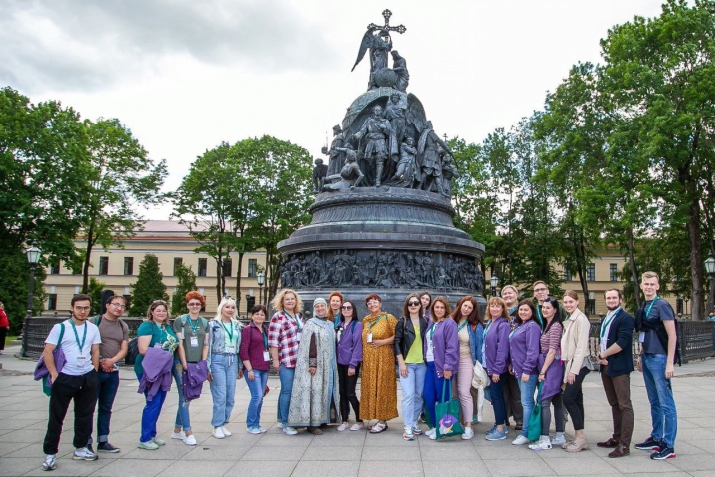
[278, 10, 485, 317]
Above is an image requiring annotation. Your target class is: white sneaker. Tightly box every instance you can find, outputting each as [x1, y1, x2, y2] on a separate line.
[171, 431, 186, 440]
[72, 447, 98, 461]
[212, 427, 225, 439]
[425, 428, 436, 438]
[277, 422, 286, 429]
[550, 433, 567, 446]
[183, 434, 197, 446]
[258, 426, 267, 433]
[350, 422, 365, 431]
[247, 427, 262, 434]
[461, 427, 475, 440]
[42, 454, 57, 471]
[512, 434, 530, 446]
[221, 426, 232, 437]
[337, 422, 349, 432]
[529, 436, 552, 451]
[283, 426, 298, 436]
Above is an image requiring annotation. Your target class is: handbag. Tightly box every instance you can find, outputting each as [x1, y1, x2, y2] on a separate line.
[435, 378, 464, 439]
[471, 360, 489, 389]
[527, 382, 543, 441]
[125, 337, 139, 365]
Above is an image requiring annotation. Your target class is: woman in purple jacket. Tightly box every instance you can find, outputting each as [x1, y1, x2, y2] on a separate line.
[335, 300, 364, 431]
[509, 300, 542, 445]
[484, 296, 511, 441]
[423, 296, 459, 440]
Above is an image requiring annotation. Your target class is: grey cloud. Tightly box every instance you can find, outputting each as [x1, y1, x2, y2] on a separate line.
[0, 0, 339, 93]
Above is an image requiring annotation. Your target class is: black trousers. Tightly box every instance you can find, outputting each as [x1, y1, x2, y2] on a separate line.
[337, 363, 361, 422]
[503, 372, 523, 422]
[43, 370, 98, 454]
[0, 327, 7, 350]
[563, 366, 590, 431]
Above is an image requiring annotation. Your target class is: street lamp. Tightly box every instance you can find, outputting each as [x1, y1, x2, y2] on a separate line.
[257, 271, 266, 306]
[490, 275, 498, 297]
[704, 252, 715, 319]
[589, 291, 596, 316]
[21, 241, 41, 357]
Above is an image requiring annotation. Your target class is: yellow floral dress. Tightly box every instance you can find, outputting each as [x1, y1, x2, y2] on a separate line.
[360, 313, 398, 421]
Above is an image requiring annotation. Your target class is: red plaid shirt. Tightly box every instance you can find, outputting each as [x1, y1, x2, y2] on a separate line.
[268, 310, 304, 368]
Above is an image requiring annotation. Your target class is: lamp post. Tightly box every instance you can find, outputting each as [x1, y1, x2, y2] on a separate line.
[589, 291, 596, 316]
[490, 274, 498, 297]
[257, 271, 266, 307]
[704, 252, 715, 319]
[21, 241, 41, 357]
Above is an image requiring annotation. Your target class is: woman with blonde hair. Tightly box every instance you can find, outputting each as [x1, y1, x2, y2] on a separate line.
[484, 297, 511, 441]
[207, 297, 243, 439]
[268, 289, 304, 435]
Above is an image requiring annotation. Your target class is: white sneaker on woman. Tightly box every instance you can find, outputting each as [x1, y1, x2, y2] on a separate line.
[221, 426, 232, 437]
[337, 422, 349, 432]
[212, 427, 225, 439]
[512, 435, 530, 446]
[529, 435, 552, 450]
[461, 427, 475, 440]
[183, 434, 197, 446]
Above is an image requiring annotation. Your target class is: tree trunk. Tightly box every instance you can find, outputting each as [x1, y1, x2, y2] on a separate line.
[235, 252, 244, 310]
[81, 220, 95, 293]
[687, 197, 705, 320]
[628, 228, 641, 309]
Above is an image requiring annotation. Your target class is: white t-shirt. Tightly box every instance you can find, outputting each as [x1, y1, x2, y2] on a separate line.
[45, 319, 102, 376]
[426, 324, 435, 363]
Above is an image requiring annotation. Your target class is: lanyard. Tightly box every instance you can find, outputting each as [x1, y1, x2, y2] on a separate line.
[508, 305, 518, 316]
[222, 321, 234, 342]
[188, 316, 200, 334]
[600, 308, 620, 339]
[429, 321, 439, 341]
[368, 314, 386, 332]
[645, 297, 659, 318]
[509, 325, 519, 340]
[153, 323, 167, 343]
[260, 326, 268, 350]
[483, 319, 492, 339]
[535, 306, 544, 327]
[458, 320, 468, 332]
[70, 320, 88, 354]
[286, 311, 302, 330]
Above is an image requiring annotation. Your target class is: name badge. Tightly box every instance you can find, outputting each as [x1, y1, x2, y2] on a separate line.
[367, 333, 373, 343]
[190, 336, 199, 348]
[263, 351, 270, 361]
[639, 331, 645, 343]
[77, 356, 86, 367]
[297, 331, 302, 342]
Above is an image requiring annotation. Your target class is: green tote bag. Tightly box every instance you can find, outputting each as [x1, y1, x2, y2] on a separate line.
[527, 382, 543, 441]
[435, 378, 464, 439]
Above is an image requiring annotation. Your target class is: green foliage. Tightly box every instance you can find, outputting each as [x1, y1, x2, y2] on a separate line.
[171, 262, 197, 316]
[87, 278, 105, 316]
[128, 254, 169, 317]
[0, 250, 46, 333]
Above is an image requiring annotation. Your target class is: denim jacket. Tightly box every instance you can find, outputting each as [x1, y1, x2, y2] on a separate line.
[467, 322, 484, 365]
[207, 318, 243, 370]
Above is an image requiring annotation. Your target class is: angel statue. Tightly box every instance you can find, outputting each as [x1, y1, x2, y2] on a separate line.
[351, 10, 406, 90]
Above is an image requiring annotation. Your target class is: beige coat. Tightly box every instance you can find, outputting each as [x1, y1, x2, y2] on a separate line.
[560, 308, 591, 381]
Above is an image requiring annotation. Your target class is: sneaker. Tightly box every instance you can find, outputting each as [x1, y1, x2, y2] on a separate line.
[171, 431, 186, 440]
[635, 437, 661, 451]
[138, 440, 159, 450]
[97, 442, 120, 453]
[485, 427, 507, 441]
[283, 426, 298, 436]
[277, 422, 286, 429]
[411, 425, 422, 435]
[529, 436, 552, 451]
[425, 428, 436, 438]
[485, 425, 497, 435]
[461, 427, 475, 440]
[212, 427, 226, 439]
[42, 454, 57, 471]
[550, 433, 567, 446]
[650, 446, 676, 460]
[258, 426, 267, 433]
[428, 431, 437, 440]
[403, 426, 414, 441]
[86, 443, 94, 454]
[221, 426, 232, 437]
[72, 447, 98, 461]
[337, 422, 349, 432]
[152, 437, 165, 446]
[512, 434, 530, 445]
[183, 434, 197, 446]
[350, 422, 365, 431]
[247, 427, 262, 434]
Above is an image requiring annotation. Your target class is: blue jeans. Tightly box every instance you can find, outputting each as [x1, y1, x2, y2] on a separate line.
[518, 374, 538, 437]
[490, 372, 508, 426]
[278, 366, 295, 425]
[642, 353, 678, 447]
[209, 353, 238, 428]
[89, 370, 120, 444]
[423, 362, 448, 429]
[399, 362, 427, 427]
[245, 370, 269, 429]
[137, 373, 168, 443]
[172, 359, 192, 431]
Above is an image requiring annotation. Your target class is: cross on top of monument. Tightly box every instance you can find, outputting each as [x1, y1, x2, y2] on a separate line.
[367, 9, 406, 34]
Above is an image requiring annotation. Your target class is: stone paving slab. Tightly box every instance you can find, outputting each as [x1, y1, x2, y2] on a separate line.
[0, 346, 714, 477]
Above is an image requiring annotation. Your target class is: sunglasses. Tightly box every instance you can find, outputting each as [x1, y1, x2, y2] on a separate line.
[187, 302, 202, 307]
[408, 301, 420, 306]
[341, 305, 353, 310]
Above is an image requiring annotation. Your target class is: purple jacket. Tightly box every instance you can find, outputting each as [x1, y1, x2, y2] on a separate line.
[182, 360, 208, 401]
[484, 317, 510, 376]
[336, 319, 363, 369]
[34, 348, 67, 384]
[424, 319, 459, 377]
[509, 320, 541, 377]
[138, 347, 173, 401]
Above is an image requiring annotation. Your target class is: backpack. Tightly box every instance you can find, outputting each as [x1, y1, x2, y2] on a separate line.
[635, 300, 681, 366]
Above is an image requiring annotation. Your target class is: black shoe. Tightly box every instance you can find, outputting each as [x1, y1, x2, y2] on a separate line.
[635, 437, 661, 451]
[650, 446, 676, 460]
[97, 442, 120, 453]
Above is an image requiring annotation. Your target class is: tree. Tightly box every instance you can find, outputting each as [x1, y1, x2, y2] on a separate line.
[87, 277, 105, 315]
[79, 118, 167, 293]
[128, 254, 169, 317]
[171, 262, 198, 316]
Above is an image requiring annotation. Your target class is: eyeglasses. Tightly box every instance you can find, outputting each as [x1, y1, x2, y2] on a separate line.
[341, 305, 353, 310]
[367, 300, 380, 305]
[74, 306, 91, 312]
[408, 301, 420, 306]
[534, 288, 548, 293]
[109, 303, 126, 309]
[187, 303, 202, 307]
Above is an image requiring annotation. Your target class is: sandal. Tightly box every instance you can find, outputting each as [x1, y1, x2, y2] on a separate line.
[369, 422, 388, 434]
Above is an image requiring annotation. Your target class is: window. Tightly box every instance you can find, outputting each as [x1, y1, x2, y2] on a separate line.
[99, 256, 109, 276]
[223, 258, 232, 278]
[563, 266, 572, 282]
[246, 295, 255, 313]
[173, 257, 183, 275]
[610, 263, 618, 282]
[198, 258, 207, 277]
[248, 258, 257, 278]
[47, 294, 57, 311]
[50, 262, 60, 275]
[123, 295, 131, 310]
[124, 257, 134, 276]
[587, 263, 596, 282]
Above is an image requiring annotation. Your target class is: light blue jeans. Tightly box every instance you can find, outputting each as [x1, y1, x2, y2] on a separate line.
[245, 370, 269, 429]
[642, 353, 678, 447]
[518, 373, 538, 437]
[277, 366, 295, 425]
[172, 359, 192, 431]
[209, 354, 238, 428]
[399, 362, 427, 428]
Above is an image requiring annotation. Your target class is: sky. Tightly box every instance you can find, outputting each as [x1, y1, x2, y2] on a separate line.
[2, 0, 667, 219]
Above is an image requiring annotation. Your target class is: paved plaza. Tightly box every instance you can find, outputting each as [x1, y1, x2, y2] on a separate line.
[1, 345, 714, 477]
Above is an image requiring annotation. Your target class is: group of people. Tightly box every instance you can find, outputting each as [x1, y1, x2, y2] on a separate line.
[38, 270, 679, 471]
